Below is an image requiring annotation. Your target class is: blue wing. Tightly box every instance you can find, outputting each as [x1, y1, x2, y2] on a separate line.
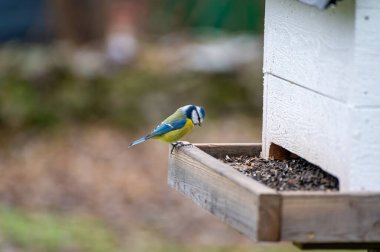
[147, 119, 187, 138]
[129, 119, 187, 147]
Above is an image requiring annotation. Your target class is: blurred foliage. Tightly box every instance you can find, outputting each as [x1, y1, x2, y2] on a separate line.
[0, 207, 119, 252]
[0, 45, 261, 131]
[0, 206, 362, 252]
[150, 0, 264, 35]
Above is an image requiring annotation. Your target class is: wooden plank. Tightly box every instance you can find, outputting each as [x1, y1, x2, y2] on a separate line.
[168, 145, 281, 241]
[263, 0, 380, 106]
[168, 144, 380, 244]
[262, 74, 350, 189]
[263, 74, 380, 191]
[281, 191, 380, 242]
[195, 143, 261, 159]
[264, 0, 355, 102]
[258, 193, 282, 241]
[293, 242, 380, 250]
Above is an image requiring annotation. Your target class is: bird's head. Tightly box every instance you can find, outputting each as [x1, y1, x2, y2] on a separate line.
[181, 105, 206, 126]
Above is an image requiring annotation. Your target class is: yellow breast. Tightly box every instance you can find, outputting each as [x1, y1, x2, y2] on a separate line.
[153, 119, 194, 143]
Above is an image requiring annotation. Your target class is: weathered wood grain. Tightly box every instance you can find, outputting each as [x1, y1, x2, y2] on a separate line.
[281, 191, 380, 242]
[168, 144, 380, 244]
[168, 145, 281, 241]
[195, 143, 261, 159]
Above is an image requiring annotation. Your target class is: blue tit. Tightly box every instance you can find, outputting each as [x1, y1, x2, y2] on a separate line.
[129, 105, 205, 149]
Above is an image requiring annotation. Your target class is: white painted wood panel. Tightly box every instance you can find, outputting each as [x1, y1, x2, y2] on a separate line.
[262, 74, 380, 191]
[264, 0, 355, 102]
[262, 0, 380, 191]
[350, 6, 380, 106]
[357, 0, 380, 10]
[349, 108, 380, 191]
[262, 74, 350, 189]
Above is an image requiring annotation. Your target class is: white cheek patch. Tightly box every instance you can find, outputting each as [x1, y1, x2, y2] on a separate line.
[191, 110, 199, 125]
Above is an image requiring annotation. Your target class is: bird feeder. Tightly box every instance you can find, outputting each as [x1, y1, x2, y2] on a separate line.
[168, 0, 380, 250]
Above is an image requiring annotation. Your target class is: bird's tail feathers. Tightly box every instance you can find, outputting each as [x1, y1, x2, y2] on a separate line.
[129, 137, 147, 147]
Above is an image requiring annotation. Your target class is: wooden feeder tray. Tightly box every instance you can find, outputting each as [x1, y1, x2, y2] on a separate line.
[168, 144, 380, 249]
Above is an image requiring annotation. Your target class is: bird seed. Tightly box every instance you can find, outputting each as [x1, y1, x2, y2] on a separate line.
[222, 155, 339, 191]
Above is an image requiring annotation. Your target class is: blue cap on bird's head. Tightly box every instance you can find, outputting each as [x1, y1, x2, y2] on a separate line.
[181, 105, 206, 126]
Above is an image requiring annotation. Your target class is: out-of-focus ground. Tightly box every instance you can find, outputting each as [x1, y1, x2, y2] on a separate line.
[0, 121, 262, 252]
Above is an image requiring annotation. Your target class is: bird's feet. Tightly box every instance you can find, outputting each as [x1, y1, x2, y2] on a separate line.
[170, 141, 193, 154]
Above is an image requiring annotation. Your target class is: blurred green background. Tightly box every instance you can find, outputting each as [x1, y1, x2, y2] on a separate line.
[0, 1, 362, 252]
